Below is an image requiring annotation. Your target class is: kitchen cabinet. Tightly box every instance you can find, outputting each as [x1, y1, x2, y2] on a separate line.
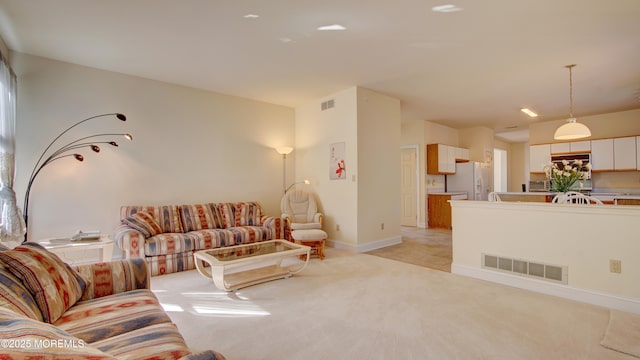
[454, 147, 470, 162]
[590, 139, 614, 171]
[529, 144, 551, 173]
[427, 144, 456, 174]
[550, 143, 570, 154]
[427, 192, 468, 229]
[570, 141, 591, 152]
[613, 136, 636, 171]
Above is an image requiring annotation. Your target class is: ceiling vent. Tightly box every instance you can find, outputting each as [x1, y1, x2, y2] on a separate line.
[321, 99, 335, 111]
[482, 253, 567, 284]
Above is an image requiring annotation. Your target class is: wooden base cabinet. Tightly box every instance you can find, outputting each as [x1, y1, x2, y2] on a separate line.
[427, 193, 468, 229]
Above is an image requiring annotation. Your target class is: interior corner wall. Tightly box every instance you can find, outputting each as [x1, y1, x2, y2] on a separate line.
[0, 36, 8, 58]
[295, 87, 359, 248]
[12, 52, 294, 241]
[356, 88, 401, 247]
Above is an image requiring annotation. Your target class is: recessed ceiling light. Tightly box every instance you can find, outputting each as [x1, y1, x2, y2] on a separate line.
[520, 108, 539, 118]
[243, 14, 259, 19]
[317, 24, 346, 31]
[431, 4, 463, 13]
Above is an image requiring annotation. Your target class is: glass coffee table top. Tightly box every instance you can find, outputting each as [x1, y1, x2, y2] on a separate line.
[194, 240, 310, 291]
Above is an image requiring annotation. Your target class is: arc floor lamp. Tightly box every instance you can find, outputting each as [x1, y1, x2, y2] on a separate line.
[23, 113, 132, 241]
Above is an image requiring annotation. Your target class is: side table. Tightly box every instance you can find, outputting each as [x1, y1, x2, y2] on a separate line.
[39, 235, 114, 265]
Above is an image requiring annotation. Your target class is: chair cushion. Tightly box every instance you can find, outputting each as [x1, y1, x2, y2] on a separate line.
[291, 222, 322, 230]
[0, 242, 89, 323]
[122, 212, 163, 238]
[291, 229, 328, 241]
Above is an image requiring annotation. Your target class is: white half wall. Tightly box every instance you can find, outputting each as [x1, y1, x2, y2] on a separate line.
[12, 52, 295, 242]
[450, 200, 640, 313]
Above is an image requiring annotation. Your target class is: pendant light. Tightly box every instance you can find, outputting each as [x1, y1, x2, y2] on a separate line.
[554, 64, 591, 140]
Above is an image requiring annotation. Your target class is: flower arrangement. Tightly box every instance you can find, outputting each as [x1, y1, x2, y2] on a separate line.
[544, 159, 591, 193]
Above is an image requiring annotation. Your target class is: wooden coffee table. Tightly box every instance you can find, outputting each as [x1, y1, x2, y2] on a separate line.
[193, 240, 310, 291]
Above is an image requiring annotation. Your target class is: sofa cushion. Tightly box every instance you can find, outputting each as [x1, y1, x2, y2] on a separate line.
[0, 307, 116, 359]
[145, 233, 197, 257]
[227, 226, 270, 245]
[0, 264, 43, 321]
[121, 205, 184, 234]
[90, 322, 191, 360]
[179, 203, 224, 232]
[0, 242, 89, 323]
[122, 212, 163, 238]
[235, 202, 262, 226]
[217, 203, 236, 228]
[55, 289, 173, 343]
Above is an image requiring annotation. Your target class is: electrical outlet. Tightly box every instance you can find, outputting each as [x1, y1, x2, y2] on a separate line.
[381, 223, 384, 230]
[609, 259, 622, 274]
[336, 224, 340, 231]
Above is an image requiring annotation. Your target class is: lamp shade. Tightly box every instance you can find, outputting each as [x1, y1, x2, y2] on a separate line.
[554, 118, 591, 140]
[276, 146, 293, 155]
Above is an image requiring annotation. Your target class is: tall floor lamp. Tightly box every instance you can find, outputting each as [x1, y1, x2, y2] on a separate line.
[275, 146, 293, 194]
[23, 113, 132, 242]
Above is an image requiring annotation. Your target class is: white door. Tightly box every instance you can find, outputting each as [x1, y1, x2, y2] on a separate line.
[401, 147, 418, 226]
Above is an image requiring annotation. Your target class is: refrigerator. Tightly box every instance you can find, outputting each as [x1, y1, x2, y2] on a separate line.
[446, 162, 491, 201]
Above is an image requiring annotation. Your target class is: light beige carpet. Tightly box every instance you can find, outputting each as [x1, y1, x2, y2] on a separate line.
[151, 248, 637, 360]
[601, 310, 640, 358]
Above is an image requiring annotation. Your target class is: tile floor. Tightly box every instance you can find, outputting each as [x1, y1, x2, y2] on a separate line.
[365, 226, 452, 272]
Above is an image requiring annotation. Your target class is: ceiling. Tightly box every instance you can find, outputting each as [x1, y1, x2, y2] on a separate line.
[1, 0, 639, 142]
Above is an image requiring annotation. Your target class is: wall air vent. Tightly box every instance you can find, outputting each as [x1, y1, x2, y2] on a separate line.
[321, 99, 335, 111]
[482, 253, 567, 284]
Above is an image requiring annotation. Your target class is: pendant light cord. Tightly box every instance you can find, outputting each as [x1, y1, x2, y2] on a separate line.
[566, 64, 576, 118]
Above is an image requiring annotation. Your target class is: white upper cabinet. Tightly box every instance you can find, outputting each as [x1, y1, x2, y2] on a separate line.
[455, 147, 470, 162]
[427, 144, 455, 174]
[550, 143, 570, 154]
[613, 137, 636, 171]
[590, 139, 614, 171]
[529, 144, 551, 173]
[570, 141, 591, 152]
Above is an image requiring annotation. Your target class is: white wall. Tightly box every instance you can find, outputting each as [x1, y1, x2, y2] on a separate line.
[12, 52, 295, 241]
[451, 200, 640, 313]
[296, 87, 401, 251]
[356, 88, 401, 247]
[296, 87, 359, 247]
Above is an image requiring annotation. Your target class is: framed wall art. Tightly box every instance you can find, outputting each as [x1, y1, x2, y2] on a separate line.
[330, 142, 346, 180]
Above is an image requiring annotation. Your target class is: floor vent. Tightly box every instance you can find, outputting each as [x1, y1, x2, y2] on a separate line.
[482, 254, 567, 284]
[321, 99, 335, 111]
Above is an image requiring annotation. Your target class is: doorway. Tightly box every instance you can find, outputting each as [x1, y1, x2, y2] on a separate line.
[400, 145, 419, 226]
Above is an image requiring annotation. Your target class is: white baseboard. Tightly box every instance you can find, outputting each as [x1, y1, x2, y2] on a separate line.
[452, 263, 640, 315]
[327, 236, 402, 253]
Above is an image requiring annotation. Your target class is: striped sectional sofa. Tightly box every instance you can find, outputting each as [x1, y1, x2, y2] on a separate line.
[115, 202, 281, 276]
[0, 242, 225, 359]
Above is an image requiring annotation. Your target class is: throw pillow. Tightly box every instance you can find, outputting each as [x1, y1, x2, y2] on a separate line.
[0, 265, 44, 321]
[0, 242, 89, 323]
[122, 212, 162, 238]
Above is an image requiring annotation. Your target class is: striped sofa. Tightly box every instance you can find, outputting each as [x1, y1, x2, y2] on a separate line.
[115, 202, 282, 276]
[0, 242, 225, 359]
